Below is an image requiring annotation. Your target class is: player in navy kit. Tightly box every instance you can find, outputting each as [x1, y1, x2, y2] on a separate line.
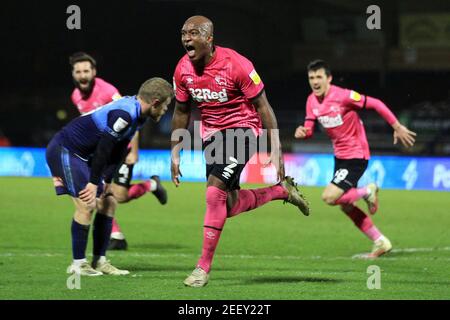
[69, 52, 168, 251]
[46, 78, 173, 276]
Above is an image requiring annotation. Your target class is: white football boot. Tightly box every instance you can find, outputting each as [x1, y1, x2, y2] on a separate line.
[67, 261, 103, 276]
[353, 236, 392, 259]
[93, 259, 130, 275]
[183, 267, 209, 287]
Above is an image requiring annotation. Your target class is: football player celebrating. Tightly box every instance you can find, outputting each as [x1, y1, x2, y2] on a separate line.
[172, 16, 310, 287]
[295, 60, 416, 258]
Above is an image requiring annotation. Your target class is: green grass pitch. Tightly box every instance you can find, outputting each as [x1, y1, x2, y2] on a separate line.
[0, 177, 449, 300]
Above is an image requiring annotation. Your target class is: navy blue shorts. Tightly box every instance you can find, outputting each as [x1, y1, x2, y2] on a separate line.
[46, 134, 104, 197]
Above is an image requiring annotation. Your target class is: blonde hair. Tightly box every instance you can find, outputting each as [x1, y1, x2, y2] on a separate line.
[138, 77, 174, 103]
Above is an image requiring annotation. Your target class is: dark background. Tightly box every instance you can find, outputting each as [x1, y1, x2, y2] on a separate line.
[1, 0, 449, 155]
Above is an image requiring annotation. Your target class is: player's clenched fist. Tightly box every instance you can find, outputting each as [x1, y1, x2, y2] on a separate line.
[294, 126, 310, 139]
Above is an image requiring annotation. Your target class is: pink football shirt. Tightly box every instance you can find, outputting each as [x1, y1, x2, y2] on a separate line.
[71, 77, 121, 114]
[304, 85, 398, 160]
[173, 46, 264, 140]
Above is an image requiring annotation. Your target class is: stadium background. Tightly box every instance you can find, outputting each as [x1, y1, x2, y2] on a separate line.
[1, 0, 449, 154]
[1, 0, 450, 302]
[1, 0, 449, 191]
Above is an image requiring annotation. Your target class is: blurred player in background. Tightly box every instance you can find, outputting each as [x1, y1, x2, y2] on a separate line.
[172, 16, 310, 287]
[295, 59, 416, 258]
[46, 78, 173, 275]
[70, 52, 168, 250]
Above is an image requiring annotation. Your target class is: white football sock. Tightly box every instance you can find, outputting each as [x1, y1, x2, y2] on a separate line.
[149, 179, 157, 192]
[93, 255, 106, 265]
[111, 231, 125, 240]
[73, 258, 87, 266]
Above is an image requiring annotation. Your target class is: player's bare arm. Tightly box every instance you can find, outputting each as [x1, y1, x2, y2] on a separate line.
[79, 134, 116, 206]
[83, 131, 120, 204]
[125, 132, 139, 164]
[171, 101, 192, 186]
[252, 91, 285, 181]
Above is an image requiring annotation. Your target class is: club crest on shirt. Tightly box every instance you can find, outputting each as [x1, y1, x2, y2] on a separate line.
[330, 105, 341, 113]
[215, 76, 227, 86]
[312, 108, 319, 116]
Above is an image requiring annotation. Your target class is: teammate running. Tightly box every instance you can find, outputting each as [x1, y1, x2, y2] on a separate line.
[295, 59, 416, 258]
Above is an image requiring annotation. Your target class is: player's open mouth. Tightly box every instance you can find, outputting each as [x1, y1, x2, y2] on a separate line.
[185, 45, 196, 58]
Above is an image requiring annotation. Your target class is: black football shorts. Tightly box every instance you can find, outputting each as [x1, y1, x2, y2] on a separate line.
[203, 127, 257, 191]
[331, 157, 368, 192]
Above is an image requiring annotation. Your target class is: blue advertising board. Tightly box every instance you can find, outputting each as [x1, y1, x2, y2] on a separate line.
[1, 147, 449, 191]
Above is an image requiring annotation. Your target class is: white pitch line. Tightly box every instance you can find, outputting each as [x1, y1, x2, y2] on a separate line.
[391, 246, 450, 253]
[119, 252, 450, 262]
[1, 246, 449, 261]
[0, 252, 63, 257]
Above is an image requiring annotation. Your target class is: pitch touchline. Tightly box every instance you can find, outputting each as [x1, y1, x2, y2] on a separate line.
[1, 246, 450, 260]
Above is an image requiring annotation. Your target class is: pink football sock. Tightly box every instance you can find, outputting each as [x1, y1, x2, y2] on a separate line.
[127, 181, 150, 200]
[111, 218, 121, 234]
[341, 205, 382, 241]
[197, 186, 228, 273]
[228, 185, 288, 217]
[335, 187, 368, 205]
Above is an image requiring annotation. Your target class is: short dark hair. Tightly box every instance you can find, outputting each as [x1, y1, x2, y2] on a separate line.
[69, 52, 97, 69]
[138, 77, 174, 104]
[307, 59, 331, 77]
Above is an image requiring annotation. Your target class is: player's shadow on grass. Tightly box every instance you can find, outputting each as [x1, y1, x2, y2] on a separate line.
[386, 251, 433, 257]
[243, 276, 343, 285]
[120, 264, 190, 272]
[387, 279, 450, 286]
[130, 243, 187, 250]
[121, 264, 240, 272]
